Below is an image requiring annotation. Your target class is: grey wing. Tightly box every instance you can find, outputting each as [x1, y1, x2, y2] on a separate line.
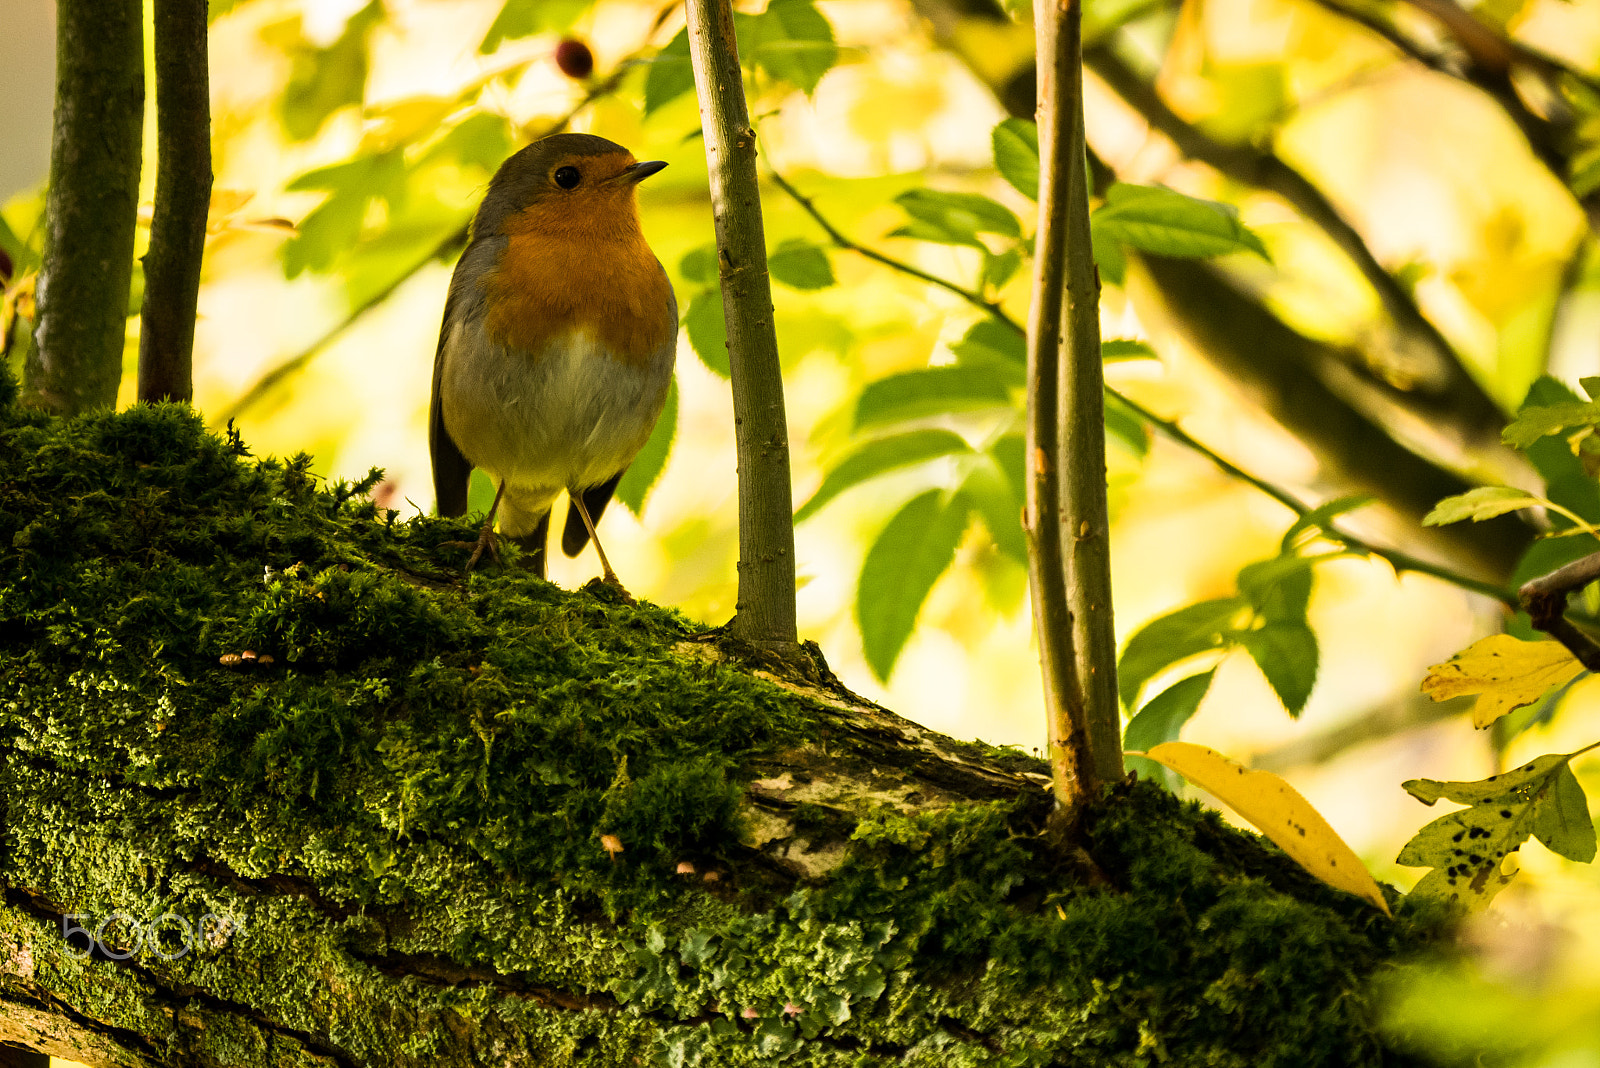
[430, 266, 474, 518]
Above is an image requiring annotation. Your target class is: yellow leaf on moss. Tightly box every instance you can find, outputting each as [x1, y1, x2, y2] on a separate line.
[1420, 635, 1585, 728]
[1135, 742, 1392, 916]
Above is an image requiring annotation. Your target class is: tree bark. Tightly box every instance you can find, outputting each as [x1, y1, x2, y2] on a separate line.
[684, 0, 800, 653]
[138, 0, 213, 405]
[26, 0, 144, 415]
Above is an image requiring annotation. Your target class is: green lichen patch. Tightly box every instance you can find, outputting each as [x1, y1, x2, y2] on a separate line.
[0, 394, 1444, 1066]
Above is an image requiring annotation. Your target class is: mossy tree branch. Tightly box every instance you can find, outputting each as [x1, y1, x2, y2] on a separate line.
[1029, 0, 1124, 813]
[137, 0, 213, 405]
[25, 0, 144, 415]
[0, 399, 1438, 1065]
[685, 0, 799, 652]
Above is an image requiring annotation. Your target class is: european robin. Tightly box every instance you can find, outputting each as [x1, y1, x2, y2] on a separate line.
[430, 133, 677, 585]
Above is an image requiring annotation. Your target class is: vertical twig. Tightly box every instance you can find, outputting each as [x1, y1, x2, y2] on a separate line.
[1028, 0, 1123, 815]
[684, 0, 800, 652]
[139, 0, 212, 404]
[26, 0, 144, 414]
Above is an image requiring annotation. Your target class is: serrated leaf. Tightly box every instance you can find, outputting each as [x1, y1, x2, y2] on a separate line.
[1118, 598, 1244, 707]
[1534, 763, 1596, 862]
[1136, 742, 1391, 914]
[983, 247, 1023, 290]
[644, 29, 695, 116]
[425, 112, 513, 174]
[1503, 400, 1600, 449]
[992, 118, 1039, 200]
[1238, 620, 1319, 716]
[1237, 555, 1314, 624]
[684, 290, 729, 378]
[616, 378, 678, 516]
[893, 189, 1022, 248]
[1102, 338, 1157, 361]
[1092, 183, 1268, 261]
[1422, 486, 1543, 526]
[794, 430, 971, 523]
[768, 239, 835, 290]
[1420, 635, 1585, 729]
[857, 490, 971, 681]
[853, 366, 1013, 429]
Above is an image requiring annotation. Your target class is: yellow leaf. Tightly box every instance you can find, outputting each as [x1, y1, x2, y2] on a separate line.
[1420, 635, 1584, 729]
[1135, 742, 1392, 916]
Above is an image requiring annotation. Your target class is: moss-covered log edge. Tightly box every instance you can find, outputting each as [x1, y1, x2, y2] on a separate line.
[0, 380, 1446, 1066]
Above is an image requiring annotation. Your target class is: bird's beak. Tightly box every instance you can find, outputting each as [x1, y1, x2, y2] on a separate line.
[614, 160, 668, 184]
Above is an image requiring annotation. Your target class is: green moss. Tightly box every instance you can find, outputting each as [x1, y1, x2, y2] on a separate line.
[0, 401, 1442, 1066]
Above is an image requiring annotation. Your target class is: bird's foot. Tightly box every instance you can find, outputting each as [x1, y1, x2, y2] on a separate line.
[462, 523, 502, 573]
[581, 574, 636, 606]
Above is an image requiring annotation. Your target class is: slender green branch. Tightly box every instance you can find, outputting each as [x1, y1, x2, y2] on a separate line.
[1030, 0, 1123, 801]
[686, 0, 799, 650]
[139, 0, 212, 405]
[767, 162, 1519, 608]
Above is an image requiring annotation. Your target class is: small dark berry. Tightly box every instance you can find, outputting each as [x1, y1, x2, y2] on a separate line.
[555, 38, 594, 80]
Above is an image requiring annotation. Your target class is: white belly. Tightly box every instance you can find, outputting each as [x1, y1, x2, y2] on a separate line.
[439, 320, 672, 523]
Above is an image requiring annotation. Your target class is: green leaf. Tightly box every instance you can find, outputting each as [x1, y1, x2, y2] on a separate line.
[992, 118, 1039, 201]
[950, 319, 1026, 369]
[1534, 762, 1596, 863]
[982, 247, 1023, 290]
[795, 430, 971, 523]
[991, 435, 1025, 505]
[854, 366, 1013, 429]
[891, 189, 1022, 248]
[1102, 338, 1157, 361]
[1118, 597, 1244, 707]
[425, 112, 514, 173]
[1404, 753, 1571, 806]
[1422, 486, 1543, 526]
[768, 239, 835, 290]
[644, 29, 695, 116]
[684, 290, 729, 378]
[1238, 621, 1319, 716]
[280, 151, 406, 277]
[1517, 377, 1600, 525]
[616, 378, 678, 516]
[279, 0, 383, 143]
[480, 0, 588, 53]
[1504, 400, 1600, 451]
[1237, 555, 1314, 624]
[1125, 670, 1216, 752]
[959, 459, 1027, 563]
[679, 245, 720, 287]
[1281, 495, 1373, 553]
[1092, 183, 1268, 261]
[1104, 392, 1151, 458]
[745, 0, 838, 94]
[857, 490, 971, 681]
[1090, 223, 1127, 285]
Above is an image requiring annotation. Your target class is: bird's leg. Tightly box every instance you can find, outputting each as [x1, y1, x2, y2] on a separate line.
[570, 492, 623, 589]
[464, 480, 508, 572]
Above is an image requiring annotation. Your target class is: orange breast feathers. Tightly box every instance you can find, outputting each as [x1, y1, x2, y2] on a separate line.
[480, 192, 675, 366]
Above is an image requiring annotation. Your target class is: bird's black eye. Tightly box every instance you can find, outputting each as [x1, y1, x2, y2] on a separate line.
[553, 166, 581, 189]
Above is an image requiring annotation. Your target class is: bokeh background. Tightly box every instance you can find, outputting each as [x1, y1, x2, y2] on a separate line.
[7, 0, 1600, 1060]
